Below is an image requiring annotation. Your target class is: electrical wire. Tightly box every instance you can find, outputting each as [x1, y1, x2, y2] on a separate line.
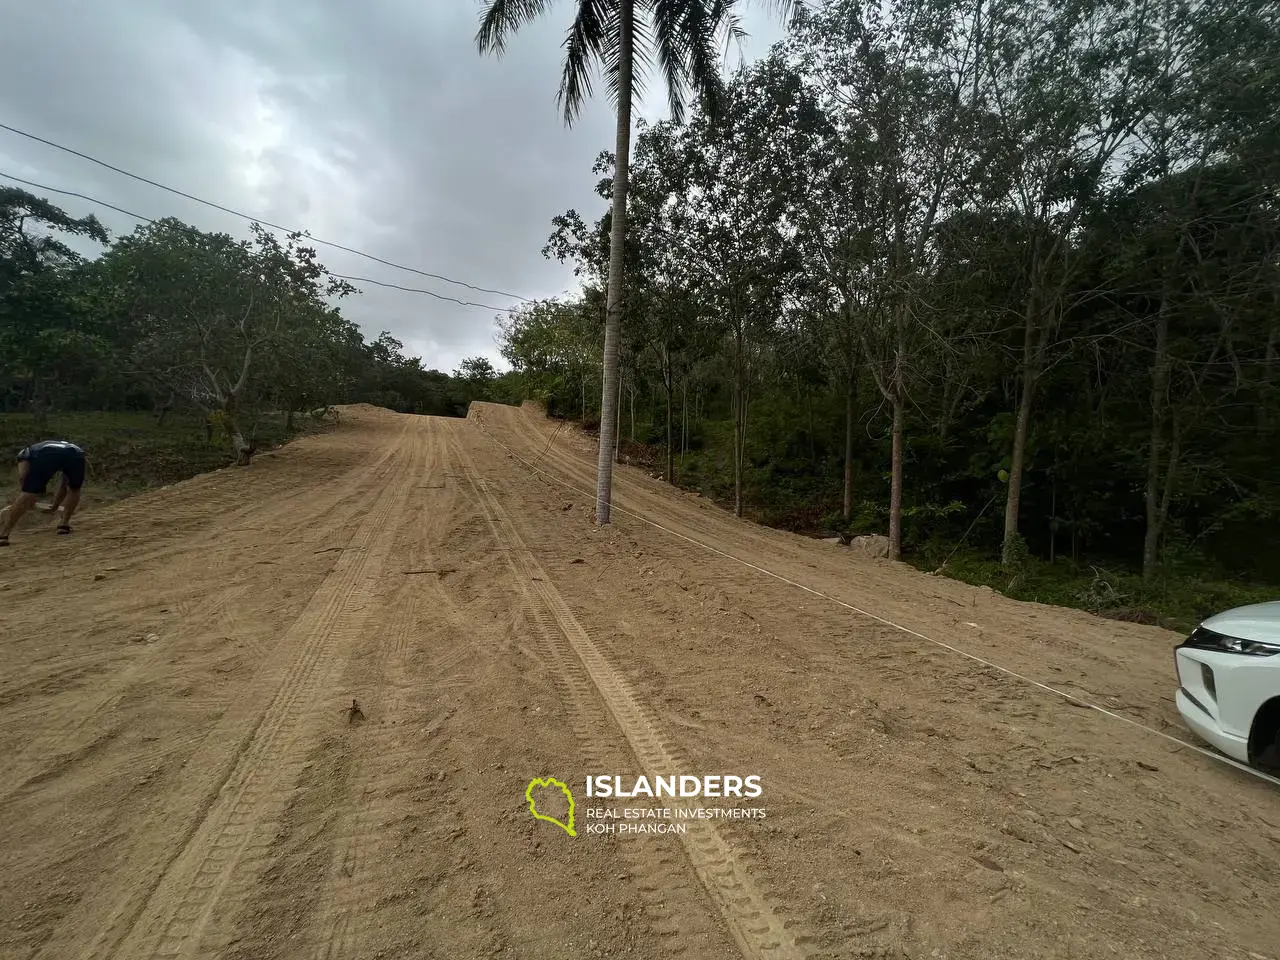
[0, 120, 534, 303]
[329, 273, 518, 313]
[0, 171, 520, 313]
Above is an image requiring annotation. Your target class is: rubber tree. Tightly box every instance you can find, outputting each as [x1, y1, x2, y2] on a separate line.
[475, 0, 803, 524]
[103, 219, 353, 465]
[978, 0, 1168, 565]
[788, 0, 989, 559]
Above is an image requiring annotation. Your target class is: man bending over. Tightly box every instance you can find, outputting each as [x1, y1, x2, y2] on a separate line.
[0, 440, 86, 546]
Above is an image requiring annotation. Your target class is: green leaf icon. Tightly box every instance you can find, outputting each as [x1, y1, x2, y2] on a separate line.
[526, 776, 576, 837]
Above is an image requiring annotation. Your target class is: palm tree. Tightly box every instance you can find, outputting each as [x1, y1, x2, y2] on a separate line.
[476, 0, 801, 524]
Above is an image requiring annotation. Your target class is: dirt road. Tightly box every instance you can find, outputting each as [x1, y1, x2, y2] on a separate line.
[1, 403, 1276, 960]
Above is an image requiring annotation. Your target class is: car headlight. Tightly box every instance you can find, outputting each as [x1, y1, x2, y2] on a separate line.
[1220, 635, 1280, 656]
[1184, 626, 1280, 657]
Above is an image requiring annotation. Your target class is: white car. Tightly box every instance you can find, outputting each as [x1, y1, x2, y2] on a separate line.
[1174, 600, 1280, 772]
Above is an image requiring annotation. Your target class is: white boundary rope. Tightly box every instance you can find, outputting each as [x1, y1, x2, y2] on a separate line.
[471, 412, 1280, 790]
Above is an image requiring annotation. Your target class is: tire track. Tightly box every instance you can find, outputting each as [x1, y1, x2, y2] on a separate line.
[33, 424, 425, 960]
[0, 428, 411, 809]
[121, 429, 426, 960]
[450, 430, 814, 960]
[310, 584, 456, 960]
[307, 424, 460, 959]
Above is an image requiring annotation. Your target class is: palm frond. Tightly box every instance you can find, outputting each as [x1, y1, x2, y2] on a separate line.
[476, 0, 556, 55]
[675, 0, 731, 119]
[558, 0, 615, 123]
[601, 9, 655, 116]
[651, 0, 693, 122]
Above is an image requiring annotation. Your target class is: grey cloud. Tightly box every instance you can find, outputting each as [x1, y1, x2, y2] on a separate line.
[1, 1, 786, 374]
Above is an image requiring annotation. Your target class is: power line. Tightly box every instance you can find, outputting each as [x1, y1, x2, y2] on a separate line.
[0, 170, 520, 313]
[1, 172, 150, 224]
[0, 120, 535, 304]
[331, 274, 517, 313]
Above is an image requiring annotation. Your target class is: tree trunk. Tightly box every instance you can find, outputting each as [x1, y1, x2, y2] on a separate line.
[1002, 369, 1035, 565]
[1158, 411, 1181, 548]
[286, 408, 295, 433]
[1002, 288, 1044, 565]
[1142, 290, 1172, 581]
[732, 329, 749, 519]
[888, 389, 904, 561]
[843, 366, 856, 521]
[681, 385, 688, 460]
[737, 371, 747, 519]
[593, 0, 635, 524]
[220, 405, 255, 466]
[664, 357, 675, 484]
[155, 390, 175, 425]
[614, 371, 623, 464]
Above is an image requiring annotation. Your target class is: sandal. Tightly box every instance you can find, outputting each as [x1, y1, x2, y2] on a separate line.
[56, 524, 72, 536]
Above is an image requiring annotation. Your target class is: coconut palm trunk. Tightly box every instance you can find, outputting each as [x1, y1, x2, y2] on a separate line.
[595, 0, 635, 523]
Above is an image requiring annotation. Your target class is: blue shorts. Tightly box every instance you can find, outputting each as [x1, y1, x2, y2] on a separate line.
[21, 446, 86, 495]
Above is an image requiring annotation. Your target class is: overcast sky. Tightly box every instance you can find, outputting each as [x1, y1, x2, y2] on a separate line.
[0, 1, 787, 374]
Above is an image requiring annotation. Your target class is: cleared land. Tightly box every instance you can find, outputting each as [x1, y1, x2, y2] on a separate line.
[0, 402, 1276, 960]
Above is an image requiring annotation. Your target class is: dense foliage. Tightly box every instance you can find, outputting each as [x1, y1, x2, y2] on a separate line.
[0, 191, 512, 456]
[502, 0, 1280, 590]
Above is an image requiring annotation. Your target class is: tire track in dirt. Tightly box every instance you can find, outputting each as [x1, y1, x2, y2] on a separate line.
[31, 422, 427, 960]
[308, 585, 456, 960]
[0, 423, 413, 809]
[120, 429, 428, 960]
[451, 430, 814, 960]
[305, 424, 462, 960]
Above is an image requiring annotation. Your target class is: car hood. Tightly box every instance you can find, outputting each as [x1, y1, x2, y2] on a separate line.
[1201, 601, 1280, 644]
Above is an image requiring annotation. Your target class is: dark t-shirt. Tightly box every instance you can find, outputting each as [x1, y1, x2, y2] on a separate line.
[18, 440, 83, 462]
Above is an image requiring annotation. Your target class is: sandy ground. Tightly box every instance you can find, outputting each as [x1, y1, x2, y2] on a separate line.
[0, 402, 1276, 960]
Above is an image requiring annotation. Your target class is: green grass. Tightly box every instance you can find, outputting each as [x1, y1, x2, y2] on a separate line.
[0, 410, 312, 507]
[912, 550, 1277, 634]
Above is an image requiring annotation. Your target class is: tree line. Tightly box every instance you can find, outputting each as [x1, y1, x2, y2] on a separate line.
[497, 0, 1280, 585]
[0, 188, 512, 461]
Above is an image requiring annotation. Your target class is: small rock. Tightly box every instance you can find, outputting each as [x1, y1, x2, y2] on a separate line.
[437, 771, 447, 782]
[1136, 761, 1159, 772]
[93, 573, 106, 581]
[849, 534, 890, 558]
[1066, 817, 1085, 831]
[1000, 822, 1036, 844]
[1060, 838, 1084, 854]
[972, 855, 1003, 872]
